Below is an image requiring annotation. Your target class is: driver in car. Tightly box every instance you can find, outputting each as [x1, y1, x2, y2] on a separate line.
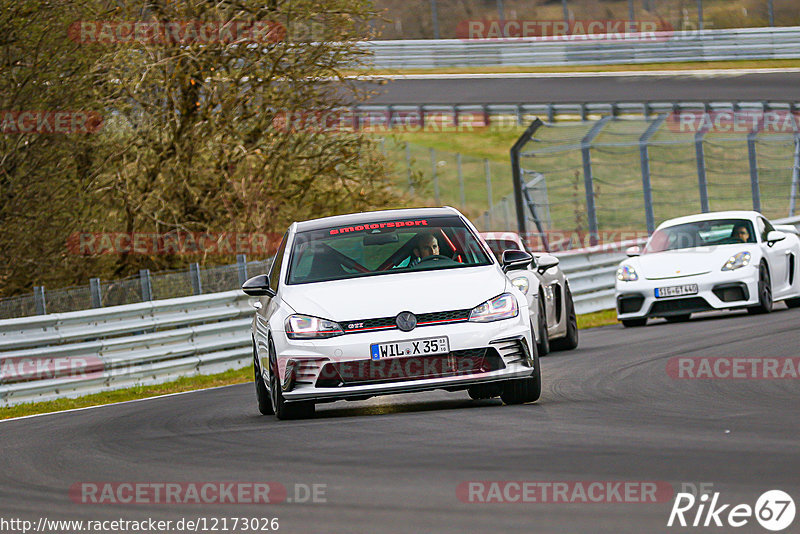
[413, 232, 439, 262]
[732, 224, 751, 243]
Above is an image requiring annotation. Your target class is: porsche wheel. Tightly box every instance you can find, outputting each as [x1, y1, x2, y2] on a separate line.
[747, 263, 772, 314]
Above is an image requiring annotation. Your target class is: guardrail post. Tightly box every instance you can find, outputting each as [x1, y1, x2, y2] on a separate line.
[453, 105, 459, 128]
[694, 129, 710, 212]
[33, 286, 46, 315]
[484, 158, 493, 228]
[580, 103, 588, 122]
[190, 263, 203, 295]
[581, 116, 611, 245]
[237, 255, 248, 286]
[747, 130, 762, 212]
[418, 105, 425, 130]
[516, 104, 523, 126]
[457, 153, 465, 209]
[139, 269, 152, 301]
[547, 103, 555, 123]
[639, 114, 667, 234]
[431, 148, 440, 205]
[90, 278, 102, 308]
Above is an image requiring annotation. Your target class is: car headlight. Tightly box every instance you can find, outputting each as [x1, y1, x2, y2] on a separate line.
[469, 293, 519, 323]
[722, 251, 751, 271]
[616, 265, 639, 282]
[285, 314, 344, 339]
[511, 276, 529, 294]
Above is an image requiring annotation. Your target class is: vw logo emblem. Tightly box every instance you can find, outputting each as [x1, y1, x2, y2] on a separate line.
[396, 311, 417, 332]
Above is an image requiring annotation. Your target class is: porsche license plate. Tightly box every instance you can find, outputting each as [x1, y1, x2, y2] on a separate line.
[655, 284, 698, 298]
[370, 337, 449, 360]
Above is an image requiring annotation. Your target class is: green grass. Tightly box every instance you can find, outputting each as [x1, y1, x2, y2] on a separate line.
[1, 309, 618, 420]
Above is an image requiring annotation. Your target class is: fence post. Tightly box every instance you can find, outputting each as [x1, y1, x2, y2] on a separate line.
[90, 278, 102, 308]
[237, 254, 248, 286]
[139, 269, 152, 301]
[405, 142, 414, 194]
[790, 135, 800, 217]
[697, 0, 703, 30]
[694, 129, 710, 212]
[581, 116, 611, 245]
[747, 129, 762, 212]
[639, 115, 667, 234]
[431, 148, 440, 205]
[768, 0, 774, 26]
[430, 0, 440, 39]
[190, 262, 203, 295]
[484, 158, 493, 228]
[33, 286, 46, 315]
[457, 153, 465, 209]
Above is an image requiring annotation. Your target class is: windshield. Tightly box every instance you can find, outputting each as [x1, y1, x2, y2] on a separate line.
[644, 219, 756, 253]
[286, 216, 493, 284]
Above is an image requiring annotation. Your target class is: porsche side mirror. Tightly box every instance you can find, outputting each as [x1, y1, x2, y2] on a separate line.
[242, 274, 276, 297]
[536, 254, 560, 274]
[626, 246, 641, 257]
[766, 230, 786, 247]
[501, 249, 533, 273]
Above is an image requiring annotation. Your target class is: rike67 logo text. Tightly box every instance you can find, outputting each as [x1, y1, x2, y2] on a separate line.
[668, 490, 795, 531]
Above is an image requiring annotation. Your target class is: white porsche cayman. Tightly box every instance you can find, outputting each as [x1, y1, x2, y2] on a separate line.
[616, 210, 800, 327]
[242, 207, 541, 419]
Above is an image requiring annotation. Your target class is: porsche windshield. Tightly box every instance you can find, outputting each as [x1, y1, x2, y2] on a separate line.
[644, 219, 756, 253]
[286, 216, 493, 284]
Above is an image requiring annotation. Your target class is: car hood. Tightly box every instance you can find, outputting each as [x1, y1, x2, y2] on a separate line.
[280, 265, 507, 320]
[635, 246, 758, 279]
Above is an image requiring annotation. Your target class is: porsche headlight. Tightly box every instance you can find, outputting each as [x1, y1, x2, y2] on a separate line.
[285, 314, 343, 339]
[616, 265, 639, 282]
[469, 293, 519, 323]
[722, 251, 751, 271]
[511, 276, 530, 294]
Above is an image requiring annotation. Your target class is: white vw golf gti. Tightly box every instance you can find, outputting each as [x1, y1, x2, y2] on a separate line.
[616, 210, 800, 326]
[243, 207, 541, 419]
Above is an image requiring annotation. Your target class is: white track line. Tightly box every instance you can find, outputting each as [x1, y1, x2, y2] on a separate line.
[0, 383, 242, 423]
[355, 67, 800, 80]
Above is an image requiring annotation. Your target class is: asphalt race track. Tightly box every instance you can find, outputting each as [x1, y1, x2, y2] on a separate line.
[2, 306, 799, 533]
[366, 71, 800, 104]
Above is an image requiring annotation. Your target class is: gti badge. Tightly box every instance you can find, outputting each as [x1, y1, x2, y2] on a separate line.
[396, 311, 417, 332]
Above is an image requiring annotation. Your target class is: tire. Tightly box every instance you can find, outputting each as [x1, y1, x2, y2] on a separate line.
[536, 293, 550, 356]
[665, 314, 691, 323]
[747, 262, 773, 315]
[786, 297, 800, 308]
[621, 318, 647, 327]
[253, 337, 274, 415]
[467, 382, 503, 400]
[268, 336, 315, 420]
[500, 336, 541, 405]
[550, 285, 579, 351]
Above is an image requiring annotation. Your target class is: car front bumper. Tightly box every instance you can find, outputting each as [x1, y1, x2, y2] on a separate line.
[271, 316, 535, 403]
[615, 266, 760, 320]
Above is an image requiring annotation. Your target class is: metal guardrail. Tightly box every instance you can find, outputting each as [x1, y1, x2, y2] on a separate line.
[363, 26, 800, 68]
[557, 215, 800, 315]
[2, 216, 798, 406]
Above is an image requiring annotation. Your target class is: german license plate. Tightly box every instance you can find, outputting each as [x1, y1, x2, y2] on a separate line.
[370, 336, 449, 361]
[655, 284, 698, 298]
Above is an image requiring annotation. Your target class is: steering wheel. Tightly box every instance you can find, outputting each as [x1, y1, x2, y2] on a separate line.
[418, 254, 450, 263]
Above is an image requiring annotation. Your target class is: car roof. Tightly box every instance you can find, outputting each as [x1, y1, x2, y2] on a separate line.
[294, 207, 462, 232]
[657, 210, 761, 230]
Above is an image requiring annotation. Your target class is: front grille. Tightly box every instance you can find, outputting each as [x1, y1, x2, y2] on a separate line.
[649, 297, 712, 316]
[339, 309, 471, 334]
[315, 348, 504, 387]
[712, 283, 749, 303]
[617, 294, 645, 314]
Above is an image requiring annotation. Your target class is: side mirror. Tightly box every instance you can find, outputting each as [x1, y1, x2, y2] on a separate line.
[536, 254, 560, 274]
[626, 246, 641, 257]
[766, 230, 787, 247]
[501, 249, 533, 273]
[242, 274, 276, 297]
